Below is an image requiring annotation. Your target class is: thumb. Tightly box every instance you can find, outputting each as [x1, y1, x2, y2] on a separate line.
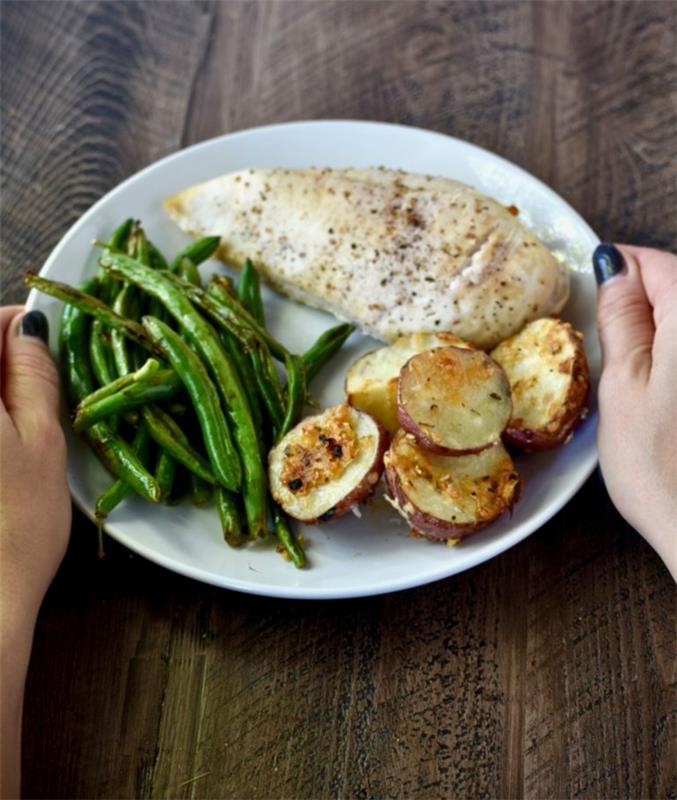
[593, 243, 654, 382]
[2, 310, 62, 441]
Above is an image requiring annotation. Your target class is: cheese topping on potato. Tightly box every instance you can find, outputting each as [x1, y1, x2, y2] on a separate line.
[279, 403, 361, 495]
[490, 317, 589, 450]
[386, 431, 520, 527]
[269, 404, 387, 523]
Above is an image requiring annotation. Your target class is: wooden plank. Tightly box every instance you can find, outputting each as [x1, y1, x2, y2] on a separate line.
[0, 0, 213, 304]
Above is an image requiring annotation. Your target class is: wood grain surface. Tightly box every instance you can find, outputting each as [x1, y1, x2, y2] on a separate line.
[1, 1, 676, 798]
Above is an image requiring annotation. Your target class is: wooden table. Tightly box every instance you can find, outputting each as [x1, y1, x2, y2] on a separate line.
[2, 2, 675, 797]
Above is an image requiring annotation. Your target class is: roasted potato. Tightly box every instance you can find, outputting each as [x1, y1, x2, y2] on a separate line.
[384, 430, 522, 540]
[397, 346, 512, 455]
[490, 318, 589, 451]
[345, 332, 472, 433]
[269, 403, 387, 523]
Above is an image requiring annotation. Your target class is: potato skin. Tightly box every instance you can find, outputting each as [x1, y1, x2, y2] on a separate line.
[491, 318, 590, 451]
[345, 332, 472, 434]
[396, 346, 512, 456]
[383, 431, 522, 541]
[385, 465, 491, 539]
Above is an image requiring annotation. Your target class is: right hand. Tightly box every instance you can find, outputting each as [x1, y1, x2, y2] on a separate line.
[594, 244, 677, 580]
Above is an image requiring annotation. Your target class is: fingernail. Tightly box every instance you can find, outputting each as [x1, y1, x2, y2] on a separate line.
[592, 243, 625, 285]
[19, 310, 49, 343]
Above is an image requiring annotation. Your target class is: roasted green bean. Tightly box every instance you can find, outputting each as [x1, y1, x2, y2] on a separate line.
[143, 315, 241, 491]
[169, 236, 220, 272]
[155, 449, 177, 503]
[95, 422, 153, 519]
[177, 256, 202, 287]
[237, 258, 265, 326]
[216, 487, 246, 547]
[278, 354, 306, 440]
[60, 298, 161, 503]
[141, 405, 216, 485]
[302, 323, 355, 383]
[74, 368, 182, 432]
[272, 505, 305, 568]
[28, 272, 155, 354]
[99, 251, 267, 537]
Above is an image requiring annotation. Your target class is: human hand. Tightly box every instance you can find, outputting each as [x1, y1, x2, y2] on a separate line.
[0, 307, 71, 611]
[594, 244, 677, 581]
[1, 306, 71, 799]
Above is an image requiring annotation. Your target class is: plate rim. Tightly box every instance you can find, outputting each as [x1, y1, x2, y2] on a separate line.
[26, 119, 599, 599]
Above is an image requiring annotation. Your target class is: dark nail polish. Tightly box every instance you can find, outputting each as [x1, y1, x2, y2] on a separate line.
[592, 243, 624, 285]
[19, 310, 49, 343]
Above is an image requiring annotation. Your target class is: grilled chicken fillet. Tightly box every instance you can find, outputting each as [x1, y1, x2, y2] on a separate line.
[165, 167, 570, 348]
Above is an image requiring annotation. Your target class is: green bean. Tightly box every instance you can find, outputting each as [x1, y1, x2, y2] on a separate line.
[74, 368, 181, 432]
[99, 251, 267, 537]
[189, 474, 212, 506]
[206, 277, 284, 430]
[109, 218, 134, 251]
[303, 323, 355, 383]
[148, 241, 169, 271]
[249, 340, 285, 431]
[89, 320, 117, 388]
[272, 505, 305, 568]
[166, 270, 257, 345]
[177, 256, 202, 287]
[143, 316, 241, 491]
[78, 358, 162, 409]
[208, 273, 238, 300]
[169, 236, 221, 272]
[133, 226, 168, 322]
[278, 354, 306, 440]
[86, 424, 162, 502]
[218, 330, 264, 450]
[95, 422, 153, 519]
[155, 450, 177, 503]
[141, 405, 216, 485]
[28, 272, 155, 354]
[60, 300, 161, 502]
[237, 258, 265, 325]
[165, 268, 288, 360]
[232, 262, 287, 430]
[216, 487, 246, 547]
[99, 218, 133, 304]
[133, 226, 150, 266]
[111, 283, 145, 375]
[59, 279, 99, 405]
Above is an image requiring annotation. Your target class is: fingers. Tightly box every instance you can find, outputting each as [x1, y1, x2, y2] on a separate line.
[593, 243, 654, 383]
[0, 306, 24, 364]
[2, 310, 62, 441]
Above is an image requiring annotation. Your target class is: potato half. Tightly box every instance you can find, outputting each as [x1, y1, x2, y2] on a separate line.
[397, 346, 512, 455]
[384, 430, 522, 540]
[345, 332, 472, 433]
[490, 318, 589, 451]
[269, 403, 387, 523]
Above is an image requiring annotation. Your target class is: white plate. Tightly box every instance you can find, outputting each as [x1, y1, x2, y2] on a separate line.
[26, 120, 600, 599]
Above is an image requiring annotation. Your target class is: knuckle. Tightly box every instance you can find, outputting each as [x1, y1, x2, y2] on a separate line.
[11, 348, 60, 391]
[597, 284, 646, 329]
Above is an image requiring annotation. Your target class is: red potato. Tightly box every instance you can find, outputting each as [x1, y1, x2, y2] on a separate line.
[490, 318, 590, 451]
[396, 346, 512, 455]
[345, 332, 473, 434]
[384, 430, 522, 540]
[268, 403, 387, 523]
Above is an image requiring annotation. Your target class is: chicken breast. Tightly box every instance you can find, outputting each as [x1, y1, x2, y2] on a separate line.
[164, 167, 570, 348]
